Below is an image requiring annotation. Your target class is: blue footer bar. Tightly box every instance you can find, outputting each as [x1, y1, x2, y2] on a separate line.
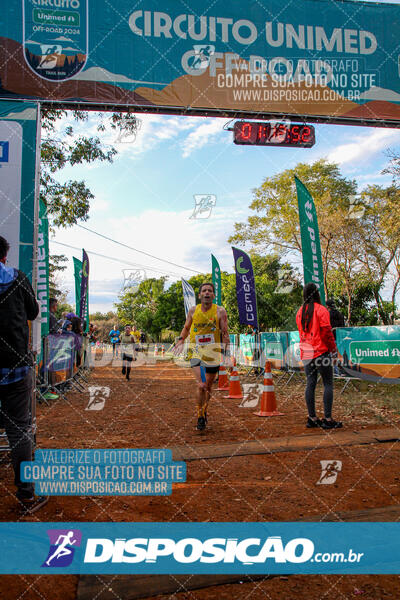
[0, 522, 399, 574]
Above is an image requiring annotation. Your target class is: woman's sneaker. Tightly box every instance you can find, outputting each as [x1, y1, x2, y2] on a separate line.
[321, 419, 343, 429]
[306, 417, 322, 428]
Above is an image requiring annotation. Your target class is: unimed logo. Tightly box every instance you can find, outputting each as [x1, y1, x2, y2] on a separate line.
[83, 536, 315, 564]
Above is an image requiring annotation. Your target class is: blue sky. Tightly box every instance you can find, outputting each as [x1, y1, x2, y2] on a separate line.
[49, 0, 400, 313]
[50, 115, 400, 313]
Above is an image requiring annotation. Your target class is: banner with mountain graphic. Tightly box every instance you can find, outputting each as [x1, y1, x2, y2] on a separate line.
[1, 2, 400, 125]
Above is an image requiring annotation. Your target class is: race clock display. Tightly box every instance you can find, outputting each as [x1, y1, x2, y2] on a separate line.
[233, 121, 315, 148]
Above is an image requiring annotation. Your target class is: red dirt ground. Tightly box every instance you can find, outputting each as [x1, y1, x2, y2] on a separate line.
[0, 358, 399, 599]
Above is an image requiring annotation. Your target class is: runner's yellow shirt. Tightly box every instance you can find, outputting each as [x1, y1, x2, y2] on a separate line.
[188, 304, 221, 365]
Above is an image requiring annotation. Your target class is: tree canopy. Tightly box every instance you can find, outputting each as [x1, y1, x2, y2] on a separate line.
[229, 159, 399, 324]
[41, 109, 139, 296]
[114, 254, 303, 339]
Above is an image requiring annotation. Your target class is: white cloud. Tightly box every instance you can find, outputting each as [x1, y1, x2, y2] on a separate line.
[112, 114, 199, 157]
[88, 194, 109, 213]
[182, 119, 227, 158]
[355, 171, 394, 188]
[327, 128, 400, 166]
[50, 202, 247, 311]
[42, 113, 229, 164]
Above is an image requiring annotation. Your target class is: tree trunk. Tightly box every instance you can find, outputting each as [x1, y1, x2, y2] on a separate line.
[347, 295, 352, 325]
[373, 289, 388, 324]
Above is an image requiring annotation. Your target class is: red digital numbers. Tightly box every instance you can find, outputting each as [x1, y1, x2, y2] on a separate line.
[241, 122, 252, 140]
[257, 124, 268, 141]
[301, 126, 311, 142]
[291, 125, 300, 142]
[234, 121, 315, 148]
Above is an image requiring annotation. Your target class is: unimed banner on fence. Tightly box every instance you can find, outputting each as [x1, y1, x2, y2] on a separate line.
[336, 326, 400, 382]
[239, 333, 257, 366]
[2, 2, 400, 124]
[287, 330, 303, 369]
[260, 332, 288, 368]
[0, 100, 38, 281]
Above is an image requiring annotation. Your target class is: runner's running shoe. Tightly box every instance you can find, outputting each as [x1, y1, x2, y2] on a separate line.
[196, 416, 206, 431]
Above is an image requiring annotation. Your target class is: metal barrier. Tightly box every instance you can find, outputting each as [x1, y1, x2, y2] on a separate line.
[234, 325, 400, 388]
[36, 334, 90, 403]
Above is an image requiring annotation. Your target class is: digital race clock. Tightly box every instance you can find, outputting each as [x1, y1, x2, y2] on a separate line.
[233, 121, 315, 148]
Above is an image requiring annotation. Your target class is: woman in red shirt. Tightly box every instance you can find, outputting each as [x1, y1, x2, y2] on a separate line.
[296, 283, 342, 429]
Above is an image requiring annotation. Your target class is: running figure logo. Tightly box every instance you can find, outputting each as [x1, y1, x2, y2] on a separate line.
[274, 267, 295, 294]
[240, 384, 263, 408]
[42, 529, 82, 567]
[86, 386, 110, 411]
[190, 195, 216, 219]
[122, 269, 146, 292]
[188, 45, 215, 70]
[38, 45, 62, 69]
[317, 460, 342, 485]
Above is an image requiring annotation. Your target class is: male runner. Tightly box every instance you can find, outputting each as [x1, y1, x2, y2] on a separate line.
[172, 282, 230, 431]
[109, 324, 120, 357]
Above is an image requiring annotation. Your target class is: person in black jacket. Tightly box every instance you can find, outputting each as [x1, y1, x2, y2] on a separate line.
[49, 297, 59, 334]
[326, 298, 345, 334]
[0, 236, 48, 512]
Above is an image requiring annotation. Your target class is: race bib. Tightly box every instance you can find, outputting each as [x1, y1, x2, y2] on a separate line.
[195, 333, 215, 346]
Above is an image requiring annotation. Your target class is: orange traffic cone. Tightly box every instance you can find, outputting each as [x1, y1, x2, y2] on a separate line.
[154, 344, 159, 356]
[224, 364, 243, 399]
[218, 365, 229, 391]
[254, 361, 283, 417]
[161, 344, 165, 356]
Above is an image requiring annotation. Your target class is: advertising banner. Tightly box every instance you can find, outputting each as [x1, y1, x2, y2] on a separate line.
[287, 330, 303, 369]
[79, 248, 89, 326]
[74, 255, 89, 328]
[295, 177, 326, 305]
[239, 333, 256, 365]
[211, 254, 221, 306]
[336, 326, 400, 382]
[37, 199, 49, 338]
[181, 278, 196, 317]
[260, 331, 288, 368]
[232, 247, 258, 330]
[45, 334, 75, 373]
[1, 2, 400, 124]
[0, 521, 399, 574]
[73, 257, 82, 318]
[0, 100, 38, 281]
